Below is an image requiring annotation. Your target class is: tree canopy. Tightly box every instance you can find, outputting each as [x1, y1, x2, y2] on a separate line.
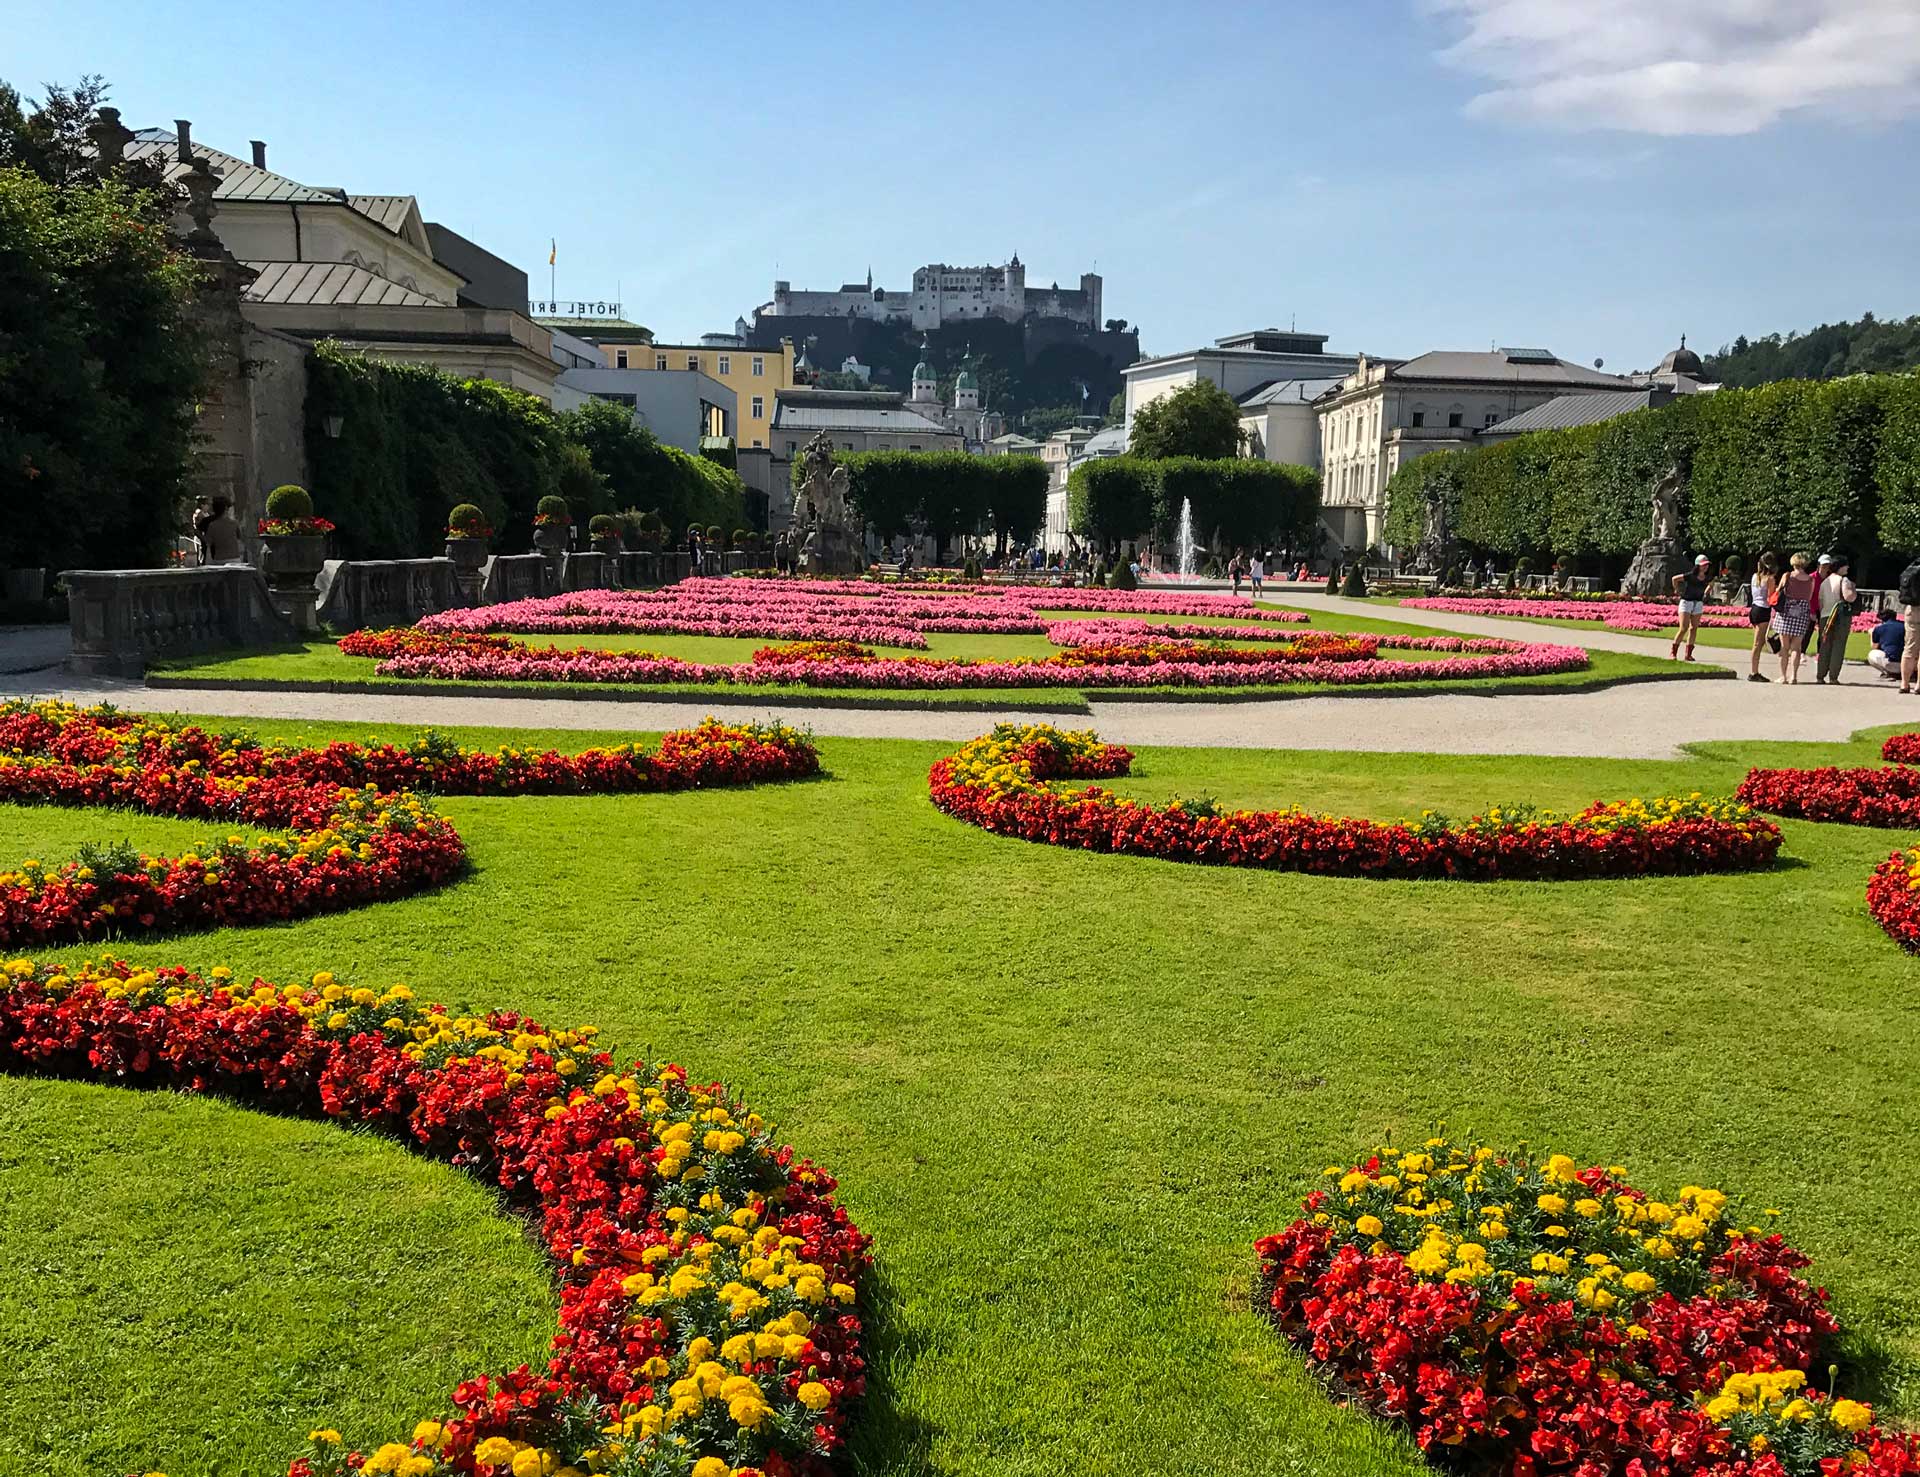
[1127, 381, 1245, 460]
[1706, 312, 1920, 388]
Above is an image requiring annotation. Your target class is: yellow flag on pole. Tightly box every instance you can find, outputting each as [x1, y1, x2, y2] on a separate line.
[548, 239, 556, 266]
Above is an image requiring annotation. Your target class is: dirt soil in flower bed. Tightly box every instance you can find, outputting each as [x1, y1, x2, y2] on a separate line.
[3, 712, 1918, 1476]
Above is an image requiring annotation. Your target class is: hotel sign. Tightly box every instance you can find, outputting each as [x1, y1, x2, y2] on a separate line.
[532, 300, 622, 317]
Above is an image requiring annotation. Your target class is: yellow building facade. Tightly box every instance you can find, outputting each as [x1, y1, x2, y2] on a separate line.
[599, 339, 796, 451]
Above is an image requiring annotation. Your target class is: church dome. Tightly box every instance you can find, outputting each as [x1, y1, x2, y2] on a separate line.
[954, 366, 977, 391]
[912, 358, 935, 383]
[1657, 335, 1703, 377]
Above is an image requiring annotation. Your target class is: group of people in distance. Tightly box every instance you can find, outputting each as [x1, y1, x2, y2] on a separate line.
[1692, 549, 1920, 689]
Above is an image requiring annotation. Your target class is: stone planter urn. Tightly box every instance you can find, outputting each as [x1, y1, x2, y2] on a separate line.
[257, 533, 327, 632]
[445, 537, 489, 605]
[532, 523, 569, 591]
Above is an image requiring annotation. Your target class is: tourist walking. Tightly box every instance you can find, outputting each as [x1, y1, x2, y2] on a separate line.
[1745, 553, 1778, 682]
[1814, 554, 1858, 685]
[1249, 551, 1265, 596]
[195, 497, 242, 565]
[1869, 604, 1905, 681]
[1771, 553, 1820, 684]
[1669, 554, 1713, 662]
[1900, 556, 1920, 693]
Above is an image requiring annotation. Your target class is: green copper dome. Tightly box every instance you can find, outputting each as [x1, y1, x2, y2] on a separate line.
[954, 367, 977, 390]
[912, 359, 935, 382]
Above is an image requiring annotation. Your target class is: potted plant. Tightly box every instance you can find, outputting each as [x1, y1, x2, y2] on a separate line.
[588, 513, 622, 557]
[255, 484, 333, 631]
[533, 495, 572, 551]
[445, 503, 494, 604]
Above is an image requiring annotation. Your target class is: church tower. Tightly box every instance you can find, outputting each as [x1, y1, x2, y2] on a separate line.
[953, 348, 979, 412]
[910, 337, 938, 407]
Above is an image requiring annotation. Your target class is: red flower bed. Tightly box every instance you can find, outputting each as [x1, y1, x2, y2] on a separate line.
[1868, 849, 1920, 951]
[1884, 733, 1920, 765]
[1256, 1136, 1918, 1476]
[0, 702, 819, 945]
[930, 725, 1782, 881]
[1737, 764, 1920, 828]
[0, 957, 869, 1477]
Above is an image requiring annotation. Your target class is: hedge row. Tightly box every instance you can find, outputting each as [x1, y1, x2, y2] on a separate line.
[796, 450, 1048, 549]
[306, 344, 745, 558]
[1068, 455, 1320, 551]
[1383, 372, 1920, 568]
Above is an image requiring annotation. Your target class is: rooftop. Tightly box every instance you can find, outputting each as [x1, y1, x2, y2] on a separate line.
[1384, 349, 1625, 387]
[243, 260, 438, 308]
[1478, 388, 1662, 437]
[772, 388, 957, 435]
[1239, 376, 1348, 408]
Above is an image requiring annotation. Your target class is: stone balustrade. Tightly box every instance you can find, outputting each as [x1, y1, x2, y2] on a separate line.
[315, 558, 458, 633]
[63, 565, 296, 676]
[482, 553, 549, 605]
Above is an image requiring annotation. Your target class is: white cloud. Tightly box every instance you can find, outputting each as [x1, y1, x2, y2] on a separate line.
[1428, 0, 1920, 134]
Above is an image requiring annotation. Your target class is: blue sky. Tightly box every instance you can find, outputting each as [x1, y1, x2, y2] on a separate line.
[6, 0, 1917, 370]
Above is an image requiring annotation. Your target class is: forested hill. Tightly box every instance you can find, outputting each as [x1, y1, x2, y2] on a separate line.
[1705, 313, 1920, 388]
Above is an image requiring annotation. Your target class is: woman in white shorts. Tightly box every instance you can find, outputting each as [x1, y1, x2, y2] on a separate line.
[1669, 554, 1713, 662]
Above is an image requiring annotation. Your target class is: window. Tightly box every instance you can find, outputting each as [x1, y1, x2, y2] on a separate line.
[786, 440, 798, 453]
[752, 356, 765, 376]
[1484, 411, 1499, 427]
[1411, 411, 1425, 428]
[655, 353, 668, 371]
[687, 355, 699, 372]
[614, 349, 628, 369]
[909, 444, 921, 451]
[842, 442, 854, 451]
[718, 355, 731, 376]
[752, 438, 762, 448]
[750, 396, 764, 419]
[1447, 411, 1463, 428]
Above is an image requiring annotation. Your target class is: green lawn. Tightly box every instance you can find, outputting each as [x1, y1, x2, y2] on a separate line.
[147, 603, 1716, 708]
[2, 712, 1918, 1475]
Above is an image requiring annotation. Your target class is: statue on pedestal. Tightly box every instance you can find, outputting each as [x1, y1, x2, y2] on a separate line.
[791, 432, 861, 576]
[1620, 462, 1690, 598]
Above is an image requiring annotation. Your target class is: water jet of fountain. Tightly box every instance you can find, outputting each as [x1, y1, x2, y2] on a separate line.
[1176, 497, 1198, 580]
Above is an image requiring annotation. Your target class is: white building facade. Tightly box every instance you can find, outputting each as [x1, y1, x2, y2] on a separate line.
[1123, 330, 1359, 431]
[1315, 348, 1630, 551]
[759, 255, 1101, 331]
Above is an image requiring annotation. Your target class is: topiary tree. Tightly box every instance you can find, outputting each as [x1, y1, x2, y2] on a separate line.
[265, 484, 313, 521]
[1325, 564, 1340, 595]
[447, 502, 490, 538]
[1339, 562, 1368, 598]
[1108, 558, 1138, 591]
[535, 494, 570, 525]
[588, 513, 618, 537]
[706, 524, 723, 547]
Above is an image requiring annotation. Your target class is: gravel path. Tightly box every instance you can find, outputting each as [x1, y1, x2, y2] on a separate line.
[1, 599, 1910, 759]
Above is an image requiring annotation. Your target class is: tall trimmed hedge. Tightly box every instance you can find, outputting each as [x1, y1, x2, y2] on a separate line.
[306, 345, 746, 557]
[1380, 372, 1920, 574]
[799, 451, 1047, 549]
[1068, 456, 1319, 550]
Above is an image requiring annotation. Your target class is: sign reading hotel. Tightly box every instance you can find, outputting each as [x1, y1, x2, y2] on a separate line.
[532, 300, 622, 318]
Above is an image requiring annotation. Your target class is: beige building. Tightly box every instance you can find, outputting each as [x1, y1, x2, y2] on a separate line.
[769, 388, 960, 457]
[1237, 375, 1346, 467]
[1315, 348, 1628, 549]
[1123, 329, 1358, 426]
[603, 338, 795, 451]
[128, 124, 560, 399]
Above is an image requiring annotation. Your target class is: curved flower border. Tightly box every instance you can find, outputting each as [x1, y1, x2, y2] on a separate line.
[0, 957, 868, 1477]
[1738, 734, 1920, 951]
[0, 703, 820, 947]
[928, 725, 1780, 881]
[1255, 1135, 1916, 1476]
[341, 629, 1589, 693]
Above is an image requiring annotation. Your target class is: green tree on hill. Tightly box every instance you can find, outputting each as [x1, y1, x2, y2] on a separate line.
[1706, 312, 1920, 388]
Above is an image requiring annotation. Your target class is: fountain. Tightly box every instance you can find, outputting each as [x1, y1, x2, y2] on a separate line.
[1176, 497, 1199, 580]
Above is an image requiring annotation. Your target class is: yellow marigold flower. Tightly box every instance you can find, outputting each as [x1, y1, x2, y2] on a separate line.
[692, 1461, 731, 1477]
[831, 1281, 856, 1304]
[511, 1448, 556, 1477]
[1831, 1399, 1873, 1433]
[1543, 1153, 1578, 1183]
[1537, 1193, 1568, 1215]
[473, 1437, 517, 1468]
[309, 1430, 343, 1446]
[1355, 1214, 1384, 1238]
[362, 1446, 416, 1475]
[797, 1380, 832, 1411]
[400, 1460, 434, 1477]
[1574, 1199, 1603, 1218]
[1622, 1270, 1657, 1295]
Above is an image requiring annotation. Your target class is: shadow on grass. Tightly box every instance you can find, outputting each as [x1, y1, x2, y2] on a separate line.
[844, 1258, 939, 1476]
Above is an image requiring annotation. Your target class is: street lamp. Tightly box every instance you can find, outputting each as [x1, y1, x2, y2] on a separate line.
[324, 414, 344, 440]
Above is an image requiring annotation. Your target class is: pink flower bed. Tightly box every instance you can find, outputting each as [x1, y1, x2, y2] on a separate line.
[1045, 619, 1518, 653]
[418, 578, 1315, 646]
[1404, 596, 1880, 634]
[364, 629, 1589, 691]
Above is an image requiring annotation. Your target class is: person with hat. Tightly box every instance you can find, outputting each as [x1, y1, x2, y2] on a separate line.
[1669, 554, 1715, 662]
[1814, 553, 1858, 685]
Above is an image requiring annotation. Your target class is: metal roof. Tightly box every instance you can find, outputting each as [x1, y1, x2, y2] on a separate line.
[129, 128, 343, 203]
[347, 194, 419, 234]
[1388, 350, 1625, 387]
[772, 403, 957, 434]
[1239, 375, 1346, 408]
[1480, 389, 1656, 436]
[243, 260, 439, 307]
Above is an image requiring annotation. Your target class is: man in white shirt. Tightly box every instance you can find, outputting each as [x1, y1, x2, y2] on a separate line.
[1814, 554, 1857, 685]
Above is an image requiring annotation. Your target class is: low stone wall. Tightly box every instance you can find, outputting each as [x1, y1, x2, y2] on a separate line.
[482, 553, 549, 604]
[315, 558, 458, 633]
[617, 551, 694, 588]
[63, 565, 296, 676]
[562, 551, 616, 591]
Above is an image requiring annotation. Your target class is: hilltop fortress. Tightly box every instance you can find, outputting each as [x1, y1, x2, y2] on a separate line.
[754, 255, 1103, 332]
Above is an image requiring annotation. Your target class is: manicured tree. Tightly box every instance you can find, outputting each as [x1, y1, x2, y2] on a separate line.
[983, 456, 1048, 555]
[1877, 374, 1920, 552]
[1128, 381, 1244, 460]
[264, 484, 313, 522]
[1339, 562, 1368, 598]
[1069, 456, 1157, 551]
[1108, 558, 1138, 591]
[1325, 564, 1340, 594]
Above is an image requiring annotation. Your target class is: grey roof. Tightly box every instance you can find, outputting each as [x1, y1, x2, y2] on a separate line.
[1239, 375, 1346, 408]
[1389, 350, 1626, 387]
[129, 128, 343, 203]
[244, 260, 438, 307]
[772, 403, 958, 434]
[1077, 425, 1129, 457]
[1480, 389, 1656, 436]
[348, 194, 419, 234]
[988, 432, 1041, 447]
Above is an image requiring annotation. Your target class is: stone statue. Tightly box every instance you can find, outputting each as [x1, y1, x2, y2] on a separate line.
[791, 431, 859, 575]
[824, 465, 851, 527]
[1649, 464, 1683, 543]
[1621, 462, 1689, 597]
